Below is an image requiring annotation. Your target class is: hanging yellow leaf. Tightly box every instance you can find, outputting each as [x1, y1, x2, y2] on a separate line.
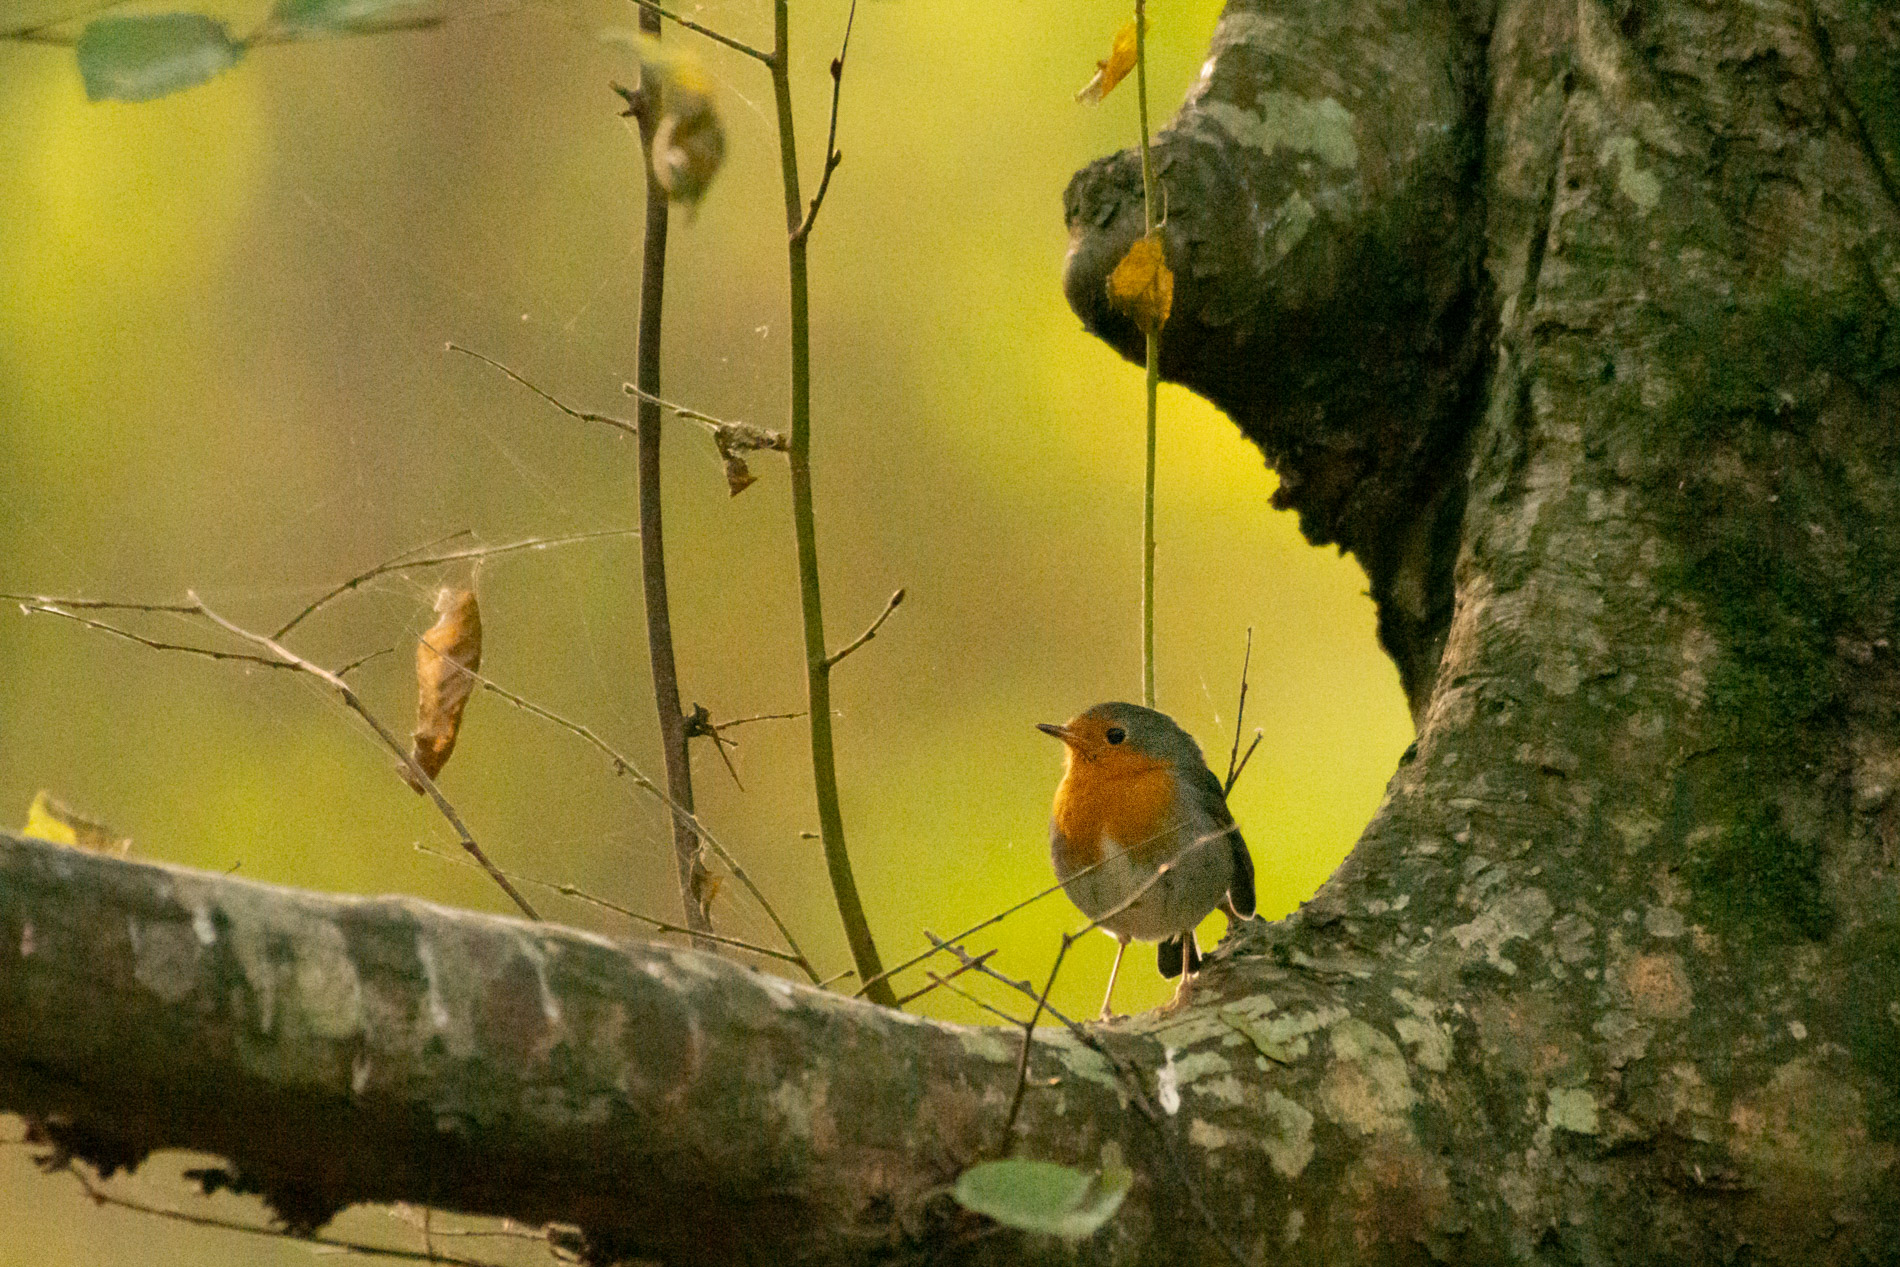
[22, 790, 131, 854]
[1106, 233, 1173, 333]
[403, 587, 482, 794]
[1076, 18, 1138, 105]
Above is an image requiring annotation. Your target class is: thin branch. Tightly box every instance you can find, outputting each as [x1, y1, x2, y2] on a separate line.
[1224, 627, 1253, 792]
[930, 938, 1085, 1033]
[625, 0, 772, 64]
[274, 529, 635, 641]
[620, 38, 716, 949]
[447, 343, 639, 438]
[770, 0, 895, 1009]
[893, 946, 997, 1006]
[189, 595, 541, 922]
[336, 646, 396, 678]
[64, 1169, 504, 1267]
[1228, 732, 1263, 796]
[18, 602, 295, 670]
[999, 931, 1081, 1145]
[1, 0, 132, 39]
[413, 844, 819, 976]
[471, 674, 817, 975]
[921, 969, 1026, 1026]
[619, 381, 747, 433]
[3, 594, 201, 614]
[822, 588, 903, 668]
[792, 0, 858, 244]
[709, 709, 803, 730]
[621, 382, 789, 456]
[851, 813, 1195, 1000]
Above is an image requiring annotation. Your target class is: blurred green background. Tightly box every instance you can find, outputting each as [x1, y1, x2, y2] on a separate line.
[0, 0, 1412, 1257]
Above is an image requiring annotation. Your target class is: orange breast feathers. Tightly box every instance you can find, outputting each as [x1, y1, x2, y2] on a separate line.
[1051, 751, 1182, 870]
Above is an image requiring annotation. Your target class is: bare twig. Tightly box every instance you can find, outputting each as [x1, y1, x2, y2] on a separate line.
[413, 843, 820, 978]
[1224, 627, 1252, 792]
[999, 931, 1082, 1145]
[619, 381, 753, 434]
[709, 709, 803, 730]
[336, 646, 396, 678]
[851, 814, 1193, 1000]
[188, 595, 540, 921]
[792, 0, 858, 244]
[447, 343, 639, 437]
[618, 42, 717, 948]
[1228, 732, 1263, 796]
[18, 603, 293, 670]
[471, 673, 816, 974]
[63, 1168, 503, 1267]
[768, 0, 895, 1008]
[894, 946, 997, 1006]
[0, 0, 132, 40]
[922, 969, 1026, 1026]
[3, 594, 201, 614]
[680, 703, 801, 792]
[822, 588, 903, 669]
[273, 528, 636, 641]
[852, 876, 1071, 999]
[625, 0, 772, 64]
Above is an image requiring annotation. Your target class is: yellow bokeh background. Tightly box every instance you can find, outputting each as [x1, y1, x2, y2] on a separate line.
[0, 1, 1411, 1257]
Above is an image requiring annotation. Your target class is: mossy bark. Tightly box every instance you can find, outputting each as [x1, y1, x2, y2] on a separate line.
[1058, 0, 1900, 1258]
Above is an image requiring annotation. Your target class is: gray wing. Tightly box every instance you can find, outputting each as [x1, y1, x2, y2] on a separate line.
[1180, 762, 1255, 918]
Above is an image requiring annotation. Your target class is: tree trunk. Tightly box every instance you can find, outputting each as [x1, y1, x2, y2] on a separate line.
[5, 0, 1900, 1262]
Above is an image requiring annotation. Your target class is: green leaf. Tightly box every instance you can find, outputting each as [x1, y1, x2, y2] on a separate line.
[75, 14, 243, 103]
[951, 1154, 1133, 1240]
[268, 0, 443, 38]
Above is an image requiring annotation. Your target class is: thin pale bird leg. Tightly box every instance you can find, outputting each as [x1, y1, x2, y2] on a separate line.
[1100, 937, 1131, 1021]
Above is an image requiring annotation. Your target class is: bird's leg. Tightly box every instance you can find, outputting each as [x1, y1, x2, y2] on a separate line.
[1098, 937, 1131, 1021]
[1162, 930, 1200, 1013]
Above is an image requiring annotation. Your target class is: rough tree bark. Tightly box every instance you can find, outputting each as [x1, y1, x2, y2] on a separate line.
[4, 0, 1900, 1262]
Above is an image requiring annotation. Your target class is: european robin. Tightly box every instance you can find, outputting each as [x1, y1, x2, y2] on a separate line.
[1038, 702, 1256, 1020]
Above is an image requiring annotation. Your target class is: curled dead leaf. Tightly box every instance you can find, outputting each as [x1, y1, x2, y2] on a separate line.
[1076, 18, 1138, 105]
[22, 789, 131, 854]
[1106, 233, 1173, 333]
[404, 587, 481, 793]
[711, 421, 788, 498]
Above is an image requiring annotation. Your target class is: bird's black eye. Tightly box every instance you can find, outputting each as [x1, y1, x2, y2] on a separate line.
[1105, 726, 1126, 745]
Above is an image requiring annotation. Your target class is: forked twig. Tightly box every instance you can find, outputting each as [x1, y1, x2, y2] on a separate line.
[894, 946, 998, 1006]
[413, 843, 819, 977]
[936, 932, 1254, 1266]
[1224, 627, 1252, 792]
[625, 0, 772, 63]
[274, 527, 637, 640]
[189, 595, 542, 921]
[471, 673, 817, 976]
[62, 1167, 503, 1267]
[793, 0, 858, 243]
[17, 603, 291, 670]
[16, 595, 538, 919]
[448, 343, 639, 438]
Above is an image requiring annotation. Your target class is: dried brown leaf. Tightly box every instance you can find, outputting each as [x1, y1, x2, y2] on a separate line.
[712, 422, 786, 497]
[22, 789, 131, 854]
[1106, 233, 1173, 333]
[404, 587, 481, 793]
[1075, 19, 1138, 105]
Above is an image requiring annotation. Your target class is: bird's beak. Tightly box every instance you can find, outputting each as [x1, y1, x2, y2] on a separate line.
[1037, 722, 1076, 746]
